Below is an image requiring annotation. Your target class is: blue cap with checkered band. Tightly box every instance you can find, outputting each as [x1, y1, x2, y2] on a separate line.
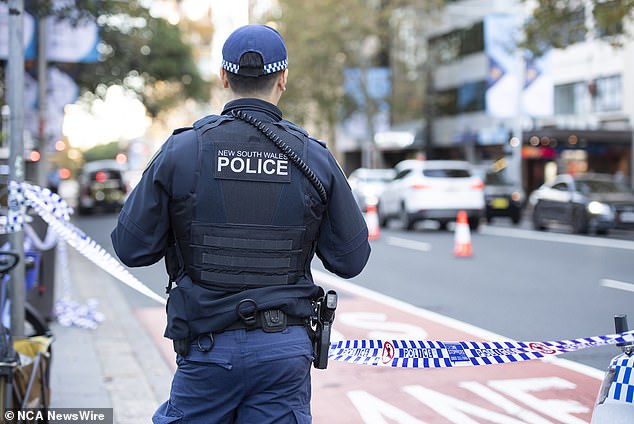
[221, 24, 288, 77]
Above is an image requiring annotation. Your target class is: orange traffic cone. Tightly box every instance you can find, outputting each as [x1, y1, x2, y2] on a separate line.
[365, 204, 380, 240]
[453, 210, 472, 257]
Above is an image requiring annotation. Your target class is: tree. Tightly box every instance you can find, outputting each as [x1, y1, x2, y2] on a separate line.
[270, 0, 443, 163]
[82, 140, 119, 162]
[521, 0, 634, 57]
[0, 0, 210, 117]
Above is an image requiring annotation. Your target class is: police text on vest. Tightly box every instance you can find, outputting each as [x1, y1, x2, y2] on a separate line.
[215, 143, 291, 183]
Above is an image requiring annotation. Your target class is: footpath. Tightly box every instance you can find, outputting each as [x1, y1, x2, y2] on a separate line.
[48, 245, 173, 423]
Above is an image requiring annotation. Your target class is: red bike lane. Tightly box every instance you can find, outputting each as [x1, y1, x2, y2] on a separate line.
[136, 269, 605, 423]
[312, 271, 603, 424]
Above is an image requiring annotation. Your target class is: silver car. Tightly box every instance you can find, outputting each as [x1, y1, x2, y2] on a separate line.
[348, 168, 396, 212]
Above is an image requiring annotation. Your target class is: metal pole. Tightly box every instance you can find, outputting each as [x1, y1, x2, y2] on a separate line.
[423, 61, 434, 160]
[37, 15, 48, 188]
[8, 0, 26, 339]
[510, 50, 525, 187]
[630, 131, 634, 189]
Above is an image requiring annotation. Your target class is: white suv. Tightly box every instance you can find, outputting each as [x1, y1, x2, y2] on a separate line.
[378, 160, 485, 231]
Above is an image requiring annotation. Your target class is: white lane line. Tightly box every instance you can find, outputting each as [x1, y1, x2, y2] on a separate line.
[600, 278, 634, 293]
[386, 236, 432, 252]
[481, 225, 634, 251]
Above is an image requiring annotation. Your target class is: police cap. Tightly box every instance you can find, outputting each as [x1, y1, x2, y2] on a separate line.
[221, 24, 288, 77]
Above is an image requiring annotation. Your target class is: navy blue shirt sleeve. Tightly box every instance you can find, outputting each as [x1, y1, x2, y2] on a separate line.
[315, 153, 370, 278]
[111, 141, 174, 267]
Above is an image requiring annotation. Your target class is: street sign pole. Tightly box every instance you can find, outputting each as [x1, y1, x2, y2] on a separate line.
[8, 0, 26, 339]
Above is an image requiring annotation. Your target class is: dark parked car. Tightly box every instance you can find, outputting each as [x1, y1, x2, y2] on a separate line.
[530, 173, 634, 235]
[483, 170, 524, 224]
[76, 160, 128, 215]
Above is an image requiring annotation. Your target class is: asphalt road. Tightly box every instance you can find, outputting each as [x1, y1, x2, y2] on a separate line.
[77, 212, 634, 371]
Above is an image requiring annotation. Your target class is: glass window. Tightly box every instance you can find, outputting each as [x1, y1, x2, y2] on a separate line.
[436, 80, 486, 116]
[436, 87, 458, 116]
[429, 21, 485, 65]
[423, 169, 471, 178]
[395, 169, 411, 180]
[485, 171, 513, 186]
[457, 81, 486, 113]
[429, 32, 461, 64]
[593, 75, 622, 113]
[554, 81, 587, 115]
[576, 179, 630, 194]
[461, 22, 484, 56]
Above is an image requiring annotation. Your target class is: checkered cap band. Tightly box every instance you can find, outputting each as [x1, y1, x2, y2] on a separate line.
[222, 58, 288, 76]
[264, 59, 288, 74]
[222, 60, 288, 75]
[222, 60, 240, 74]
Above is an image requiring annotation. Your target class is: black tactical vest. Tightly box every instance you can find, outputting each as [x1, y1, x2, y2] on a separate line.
[168, 114, 324, 294]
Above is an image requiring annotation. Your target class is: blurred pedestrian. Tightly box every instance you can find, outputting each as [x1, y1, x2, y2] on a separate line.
[47, 168, 60, 193]
[111, 24, 370, 423]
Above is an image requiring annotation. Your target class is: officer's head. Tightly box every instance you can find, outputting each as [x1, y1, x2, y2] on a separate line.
[220, 24, 288, 100]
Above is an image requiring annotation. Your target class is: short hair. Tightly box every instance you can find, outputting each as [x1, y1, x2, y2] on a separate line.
[226, 52, 281, 95]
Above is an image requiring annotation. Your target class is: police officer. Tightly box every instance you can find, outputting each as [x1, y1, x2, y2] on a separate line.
[111, 24, 371, 423]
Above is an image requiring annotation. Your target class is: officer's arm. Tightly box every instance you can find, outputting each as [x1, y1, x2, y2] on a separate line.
[316, 155, 371, 278]
[111, 142, 173, 267]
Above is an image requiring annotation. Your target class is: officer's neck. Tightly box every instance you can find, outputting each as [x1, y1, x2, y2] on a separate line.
[229, 88, 282, 106]
[222, 68, 286, 106]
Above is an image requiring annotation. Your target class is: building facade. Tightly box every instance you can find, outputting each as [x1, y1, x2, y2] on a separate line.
[379, 0, 633, 194]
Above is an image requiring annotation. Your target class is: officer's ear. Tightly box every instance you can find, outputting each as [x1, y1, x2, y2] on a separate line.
[220, 67, 230, 89]
[277, 69, 288, 92]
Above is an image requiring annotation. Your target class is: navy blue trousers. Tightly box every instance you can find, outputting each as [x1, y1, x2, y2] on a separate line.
[153, 326, 313, 423]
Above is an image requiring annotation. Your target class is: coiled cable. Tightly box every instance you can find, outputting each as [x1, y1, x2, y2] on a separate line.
[231, 109, 328, 204]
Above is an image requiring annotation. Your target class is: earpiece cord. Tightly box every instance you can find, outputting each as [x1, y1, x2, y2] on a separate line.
[231, 110, 328, 204]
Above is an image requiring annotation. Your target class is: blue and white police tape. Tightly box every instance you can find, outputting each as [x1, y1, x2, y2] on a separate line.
[0, 180, 28, 234]
[55, 239, 105, 329]
[12, 181, 166, 306]
[610, 355, 634, 404]
[329, 331, 634, 368]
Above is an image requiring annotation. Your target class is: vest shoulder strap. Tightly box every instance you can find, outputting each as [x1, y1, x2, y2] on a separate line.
[275, 119, 308, 136]
[172, 126, 193, 135]
[193, 114, 233, 135]
[275, 119, 326, 147]
[308, 136, 327, 148]
[274, 120, 327, 148]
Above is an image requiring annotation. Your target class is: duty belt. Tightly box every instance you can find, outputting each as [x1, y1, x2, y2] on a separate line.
[172, 300, 309, 357]
[223, 308, 307, 333]
[187, 309, 307, 354]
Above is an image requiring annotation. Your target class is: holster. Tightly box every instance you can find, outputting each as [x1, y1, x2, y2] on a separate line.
[164, 238, 181, 294]
[173, 338, 189, 356]
[311, 289, 337, 369]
